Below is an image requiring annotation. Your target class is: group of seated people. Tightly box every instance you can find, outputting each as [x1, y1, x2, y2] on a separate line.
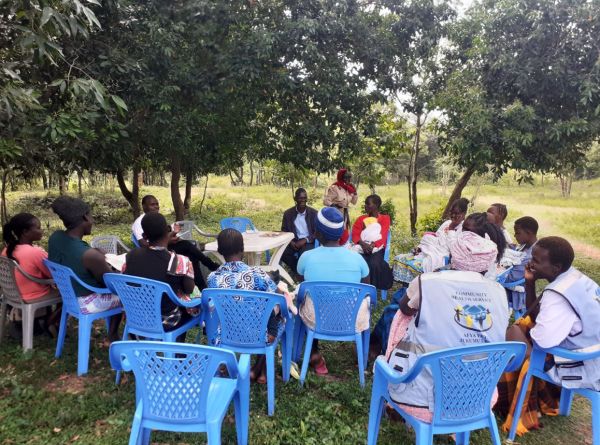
[2, 191, 599, 440]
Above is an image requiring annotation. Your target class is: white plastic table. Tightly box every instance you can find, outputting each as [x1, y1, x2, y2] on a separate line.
[204, 231, 295, 285]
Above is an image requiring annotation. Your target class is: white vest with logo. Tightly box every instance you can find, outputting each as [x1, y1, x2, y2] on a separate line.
[388, 270, 509, 410]
[544, 267, 600, 390]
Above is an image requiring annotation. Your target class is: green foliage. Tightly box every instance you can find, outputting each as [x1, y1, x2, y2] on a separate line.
[438, 0, 600, 178]
[417, 205, 445, 234]
[379, 198, 397, 225]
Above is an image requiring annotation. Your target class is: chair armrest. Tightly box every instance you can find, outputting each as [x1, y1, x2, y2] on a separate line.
[536, 344, 600, 361]
[193, 225, 218, 239]
[69, 272, 112, 295]
[373, 356, 425, 385]
[164, 288, 203, 309]
[503, 278, 525, 289]
[14, 265, 54, 285]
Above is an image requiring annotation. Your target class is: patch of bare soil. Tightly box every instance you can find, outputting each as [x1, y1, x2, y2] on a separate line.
[44, 374, 100, 395]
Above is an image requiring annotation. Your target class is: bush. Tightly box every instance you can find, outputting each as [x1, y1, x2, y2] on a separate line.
[380, 198, 396, 224]
[417, 205, 445, 234]
[190, 195, 244, 222]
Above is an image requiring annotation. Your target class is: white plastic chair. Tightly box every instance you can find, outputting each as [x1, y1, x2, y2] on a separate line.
[175, 220, 218, 242]
[0, 256, 61, 351]
[90, 235, 131, 255]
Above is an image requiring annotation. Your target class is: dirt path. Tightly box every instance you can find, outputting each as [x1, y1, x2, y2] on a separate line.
[569, 240, 600, 261]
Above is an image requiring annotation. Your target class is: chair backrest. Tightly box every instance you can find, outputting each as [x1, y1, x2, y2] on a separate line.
[131, 233, 141, 248]
[220, 217, 256, 233]
[43, 260, 84, 315]
[297, 281, 375, 335]
[202, 288, 287, 348]
[103, 273, 169, 336]
[0, 256, 24, 303]
[90, 235, 130, 255]
[174, 220, 195, 241]
[384, 230, 392, 262]
[110, 341, 239, 424]
[422, 342, 526, 426]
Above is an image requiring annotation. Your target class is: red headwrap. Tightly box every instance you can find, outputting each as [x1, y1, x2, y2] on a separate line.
[334, 168, 356, 194]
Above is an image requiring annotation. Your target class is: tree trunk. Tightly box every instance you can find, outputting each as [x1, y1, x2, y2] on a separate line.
[170, 155, 185, 221]
[116, 168, 141, 218]
[408, 114, 422, 237]
[442, 165, 476, 219]
[0, 170, 8, 225]
[41, 170, 48, 190]
[59, 176, 67, 195]
[183, 168, 193, 214]
[197, 175, 209, 215]
[249, 160, 254, 186]
[77, 170, 83, 197]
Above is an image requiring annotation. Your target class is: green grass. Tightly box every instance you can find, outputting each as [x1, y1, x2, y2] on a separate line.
[1, 176, 599, 444]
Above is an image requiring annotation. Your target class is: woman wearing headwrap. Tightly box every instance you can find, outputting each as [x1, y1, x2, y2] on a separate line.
[323, 168, 358, 244]
[380, 212, 508, 424]
[47, 196, 122, 342]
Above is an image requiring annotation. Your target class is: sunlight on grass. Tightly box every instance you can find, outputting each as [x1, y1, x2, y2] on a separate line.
[1, 176, 598, 444]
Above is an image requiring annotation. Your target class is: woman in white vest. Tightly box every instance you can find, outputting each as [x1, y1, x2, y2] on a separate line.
[385, 212, 509, 422]
[499, 236, 600, 436]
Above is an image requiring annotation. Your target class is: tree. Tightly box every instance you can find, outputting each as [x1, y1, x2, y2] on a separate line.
[367, 0, 455, 235]
[438, 0, 600, 215]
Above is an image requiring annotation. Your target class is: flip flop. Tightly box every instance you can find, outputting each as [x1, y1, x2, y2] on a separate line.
[314, 357, 329, 375]
[290, 361, 300, 380]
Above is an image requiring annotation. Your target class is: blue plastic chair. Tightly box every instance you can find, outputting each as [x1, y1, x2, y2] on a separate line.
[220, 217, 271, 263]
[379, 230, 393, 301]
[131, 233, 141, 248]
[103, 273, 203, 343]
[44, 260, 123, 376]
[110, 341, 250, 445]
[508, 343, 600, 444]
[367, 342, 527, 445]
[220, 217, 257, 232]
[201, 288, 293, 416]
[293, 281, 375, 387]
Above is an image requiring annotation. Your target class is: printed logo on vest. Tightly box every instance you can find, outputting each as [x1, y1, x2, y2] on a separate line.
[454, 304, 492, 332]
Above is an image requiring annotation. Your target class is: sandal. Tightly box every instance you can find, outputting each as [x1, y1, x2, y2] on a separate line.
[313, 357, 329, 375]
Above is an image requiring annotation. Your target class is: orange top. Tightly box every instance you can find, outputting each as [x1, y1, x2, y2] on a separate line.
[1, 245, 53, 301]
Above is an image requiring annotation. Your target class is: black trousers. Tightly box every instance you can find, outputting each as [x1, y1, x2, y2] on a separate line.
[281, 242, 315, 275]
[171, 240, 219, 289]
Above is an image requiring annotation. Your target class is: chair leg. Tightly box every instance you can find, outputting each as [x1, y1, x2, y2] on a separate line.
[266, 349, 276, 416]
[559, 388, 574, 416]
[488, 412, 501, 445]
[507, 370, 534, 441]
[414, 422, 433, 445]
[0, 298, 7, 344]
[299, 331, 315, 386]
[456, 430, 471, 445]
[140, 428, 151, 445]
[77, 318, 92, 376]
[362, 329, 370, 366]
[356, 333, 365, 388]
[235, 375, 250, 445]
[380, 289, 387, 301]
[55, 309, 68, 358]
[22, 304, 35, 352]
[366, 392, 385, 445]
[207, 421, 222, 445]
[128, 405, 143, 445]
[590, 393, 600, 445]
[292, 317, 304, 362]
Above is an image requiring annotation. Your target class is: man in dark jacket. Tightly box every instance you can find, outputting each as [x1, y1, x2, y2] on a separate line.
[281, 188, 318, 274]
